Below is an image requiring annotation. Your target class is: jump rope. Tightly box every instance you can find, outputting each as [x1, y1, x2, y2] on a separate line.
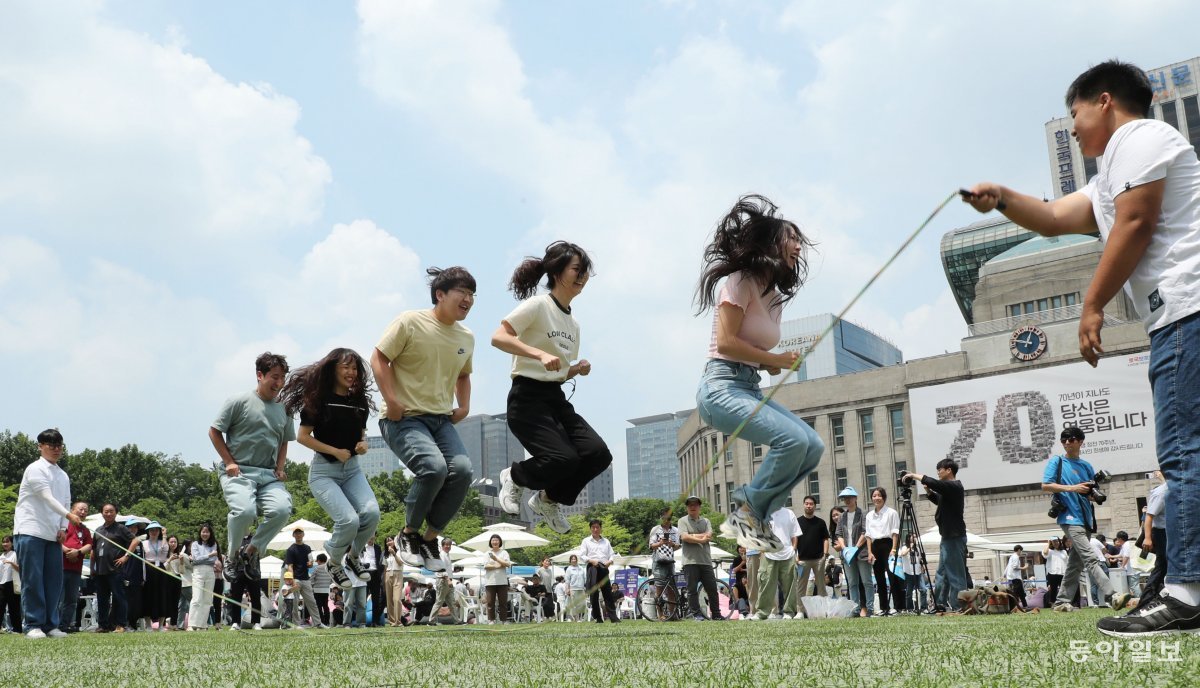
[84, 190, 963, 635]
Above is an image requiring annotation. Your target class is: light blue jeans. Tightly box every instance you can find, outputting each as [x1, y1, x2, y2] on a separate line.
[843, 556, 874, 616]
[309, 456, 381, 562]
[220, 465, 293, 555]
[1149, 310, 1200, 584]
[696, 359, 824, 519]
[380, 415, 472, 532]
[345, 586, 368, 627]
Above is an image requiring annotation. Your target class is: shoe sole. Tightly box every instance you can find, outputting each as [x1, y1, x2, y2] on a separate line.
[527, 495, 571, 534]
[499, 469, 522, 515]
[1097, 625, 1200, 639]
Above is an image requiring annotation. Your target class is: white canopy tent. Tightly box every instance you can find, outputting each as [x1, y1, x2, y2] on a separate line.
[266, 518, 332, 551]
[461, 524, 550, 551]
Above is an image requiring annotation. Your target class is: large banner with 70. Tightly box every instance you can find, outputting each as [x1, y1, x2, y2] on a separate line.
[909, 353, 1158, 490]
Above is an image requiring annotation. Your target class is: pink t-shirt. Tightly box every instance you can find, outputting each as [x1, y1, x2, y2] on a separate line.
[707, 272, 782, 366]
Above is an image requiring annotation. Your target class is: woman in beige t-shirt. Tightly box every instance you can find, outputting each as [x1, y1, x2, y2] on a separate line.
[492, 241, 613, 536]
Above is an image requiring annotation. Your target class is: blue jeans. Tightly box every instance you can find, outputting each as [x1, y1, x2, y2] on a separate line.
[93, 573, 127, 630]
[380, 415, 472, 532]
[58, 570, 82, 631]
[696, 359, 824, 519]
[14, 534, 63, 633]
[310, 456, 381, 561]
[1149, 310, 1200, 584]
[934, 535, 969, 611]
[345, 586, 367, 627]
[220, 465, 293, 555]
[843, 556, 874, 615]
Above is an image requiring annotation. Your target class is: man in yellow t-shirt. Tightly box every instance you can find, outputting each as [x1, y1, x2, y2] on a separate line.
[371, 266, 476, 573]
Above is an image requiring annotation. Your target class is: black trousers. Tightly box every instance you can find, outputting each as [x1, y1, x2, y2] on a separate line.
[225, 576, 261, 627]
[507, 377, 613, 506]
[586, 564, 616, 621]
[0, 581, 21, 633]
[314, 592, 330, 626]
[1008, 578, 1028, 608]
[683, 564, 721, 618]
[1044, 574, 1063, 608]
[870, 540, 894, 612]
[368, 573, 385, 626]
[1134, 527, 1168, 612]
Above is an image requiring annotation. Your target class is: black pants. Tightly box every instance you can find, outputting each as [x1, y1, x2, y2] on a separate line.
[369, 574, 385, 626]
[587, 564, 616, 621]
[226, 576, 261, 627]
[1008, 578, 1028, 608]
[870, 540, 894, 613]
[888, 572, 907, 610]
[93, 573, 126, 631]
[684, 563, 721, 618]
[1134, 527, 1168, 612]
[506, 377, 613, 506]
[1044, 574, 1063, 608]
[0, 581, 21, 633]
[314, 592, 330, 626]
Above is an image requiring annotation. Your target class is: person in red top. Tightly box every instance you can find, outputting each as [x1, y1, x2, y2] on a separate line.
[58, 501, 92, 632]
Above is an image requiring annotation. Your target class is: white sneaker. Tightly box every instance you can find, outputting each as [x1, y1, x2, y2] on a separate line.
[26, 629, 47, 639]
[528, 492, 571, 534]
[47, 629, 68, 638]
[720, 507, 783, 553]
[767, 613, 783, 621]
[499, 468, 522, 515]
[252, 623, 262, 631]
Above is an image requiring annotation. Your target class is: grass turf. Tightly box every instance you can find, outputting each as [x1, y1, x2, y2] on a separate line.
[1, 610, 1196, 687]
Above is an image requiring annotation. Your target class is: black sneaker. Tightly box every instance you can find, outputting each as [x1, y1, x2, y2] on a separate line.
[1096, 594, 1200, 638]
[326, 559, 352, 590]
[241, 548, 260, 580]
[396, 531, 424, 568]
[221, 555, 240, 583]
[345, 551, 371, 582]
[417, 538, 445, 572]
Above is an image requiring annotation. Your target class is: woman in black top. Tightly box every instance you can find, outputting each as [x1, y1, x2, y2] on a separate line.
[281, 348, 380, 590]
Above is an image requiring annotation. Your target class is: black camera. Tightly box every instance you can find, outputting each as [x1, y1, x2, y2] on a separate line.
[1083, 469, 1113, 505]
[1047, 494, 1067, 518]
[897, 470, 916, 488]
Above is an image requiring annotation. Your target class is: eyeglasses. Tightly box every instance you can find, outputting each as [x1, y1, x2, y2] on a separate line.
[40, 443, 64, 450]
[1061, 437, 1082, 443]
[450, 287, 476, 299]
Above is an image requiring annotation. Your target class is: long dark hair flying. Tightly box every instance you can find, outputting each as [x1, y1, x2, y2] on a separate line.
[280, 348, 377, 419]
[509, 241, 594, 300]
[694, 194, 814, 313]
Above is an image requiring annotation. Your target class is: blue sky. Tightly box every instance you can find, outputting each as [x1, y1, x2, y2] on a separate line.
[3, 0, 1197, 498]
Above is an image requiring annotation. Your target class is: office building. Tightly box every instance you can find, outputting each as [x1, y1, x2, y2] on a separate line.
[767, 314, 902, 385]
[626, 411, 691, 501]
[357, 435, 401, 479]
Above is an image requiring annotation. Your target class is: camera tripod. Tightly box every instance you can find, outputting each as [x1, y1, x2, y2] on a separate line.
[896, 485, 942, 614]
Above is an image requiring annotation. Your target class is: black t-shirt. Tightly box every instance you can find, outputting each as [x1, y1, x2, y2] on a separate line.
[285, 543, 312, 581]
[796, 514, 830, 560]
[300, 394, 368, 462]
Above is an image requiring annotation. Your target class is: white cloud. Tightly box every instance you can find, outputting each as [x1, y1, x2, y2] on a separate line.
[0, 2, 331, 244]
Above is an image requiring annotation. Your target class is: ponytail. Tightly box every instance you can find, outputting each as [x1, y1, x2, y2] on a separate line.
[508, 258, 547, 300]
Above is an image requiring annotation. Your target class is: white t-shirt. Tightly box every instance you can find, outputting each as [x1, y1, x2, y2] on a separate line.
[1119, 541, 1137, 575]
[1090, 537, 1107, 563]
[1081, 118, 1200, 332]
[765, 507, 802, 561]
[1046, 549, 1068, 576]
[483, 549, 511, 587]
[1147, 483, 1168, 519]
[0, 550, 16, 585]
[13, 457, 72, 541]
[503, 294, 580, 382]
[1004, 553, 1023, 581]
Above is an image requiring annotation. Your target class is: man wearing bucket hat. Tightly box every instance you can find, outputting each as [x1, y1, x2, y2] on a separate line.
[832, 487, 873, 618]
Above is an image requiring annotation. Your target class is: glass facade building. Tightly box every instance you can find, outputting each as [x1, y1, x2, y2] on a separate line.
[357, 435, 402, 479]
[455, 413, 525, 494]
[939, 218, 1035, 324]
[767, 314, 903, 386]
[626, 411, 691, 500]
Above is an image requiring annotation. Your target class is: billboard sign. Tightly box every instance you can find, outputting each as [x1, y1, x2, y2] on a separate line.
[910, 355, 1156, 489]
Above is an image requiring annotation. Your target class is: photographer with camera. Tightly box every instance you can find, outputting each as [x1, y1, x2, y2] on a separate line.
[1041, 427, 1130, 613]
[904, 460, 967, 612]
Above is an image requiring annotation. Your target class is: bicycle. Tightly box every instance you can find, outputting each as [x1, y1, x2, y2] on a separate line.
[636, 567, 730, 621]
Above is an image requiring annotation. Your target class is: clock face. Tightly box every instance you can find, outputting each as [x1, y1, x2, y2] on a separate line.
[1009, 325, 1047, 361]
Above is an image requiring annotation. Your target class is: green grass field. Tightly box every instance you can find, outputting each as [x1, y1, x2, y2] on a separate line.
[1, 610, 1196, 687]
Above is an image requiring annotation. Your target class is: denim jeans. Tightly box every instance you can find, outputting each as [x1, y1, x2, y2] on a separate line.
[380, 415, 472, 532]
[696, 359, 824, 519]
[345, 586, 367, 627]
[934, 535, 969, 612]
[93, 573, 127, 631]
[220, 465, 293, 555]
[14, 534, 63, 633]
[1149, 310, 1200, 584]
[843, 555, 874, 615]
[310, 456, 381, 561]
[176, 585, 192, 627]
[58, 569, 82, 631]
